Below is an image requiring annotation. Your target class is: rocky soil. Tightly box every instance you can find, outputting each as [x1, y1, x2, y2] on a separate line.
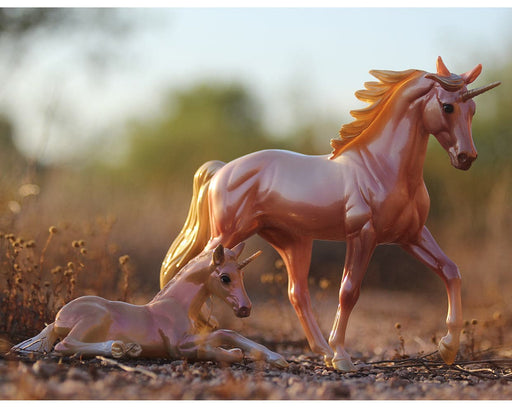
[2, 290, 511, 400]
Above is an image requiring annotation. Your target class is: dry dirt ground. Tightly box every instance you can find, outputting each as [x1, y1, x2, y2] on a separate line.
[1, 290, 512, 400]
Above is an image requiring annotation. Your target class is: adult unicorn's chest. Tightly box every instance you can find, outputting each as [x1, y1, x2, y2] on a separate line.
[360, 173, 430, 244]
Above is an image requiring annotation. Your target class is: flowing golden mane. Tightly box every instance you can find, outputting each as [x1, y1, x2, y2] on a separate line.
[330, 69, 422, 159]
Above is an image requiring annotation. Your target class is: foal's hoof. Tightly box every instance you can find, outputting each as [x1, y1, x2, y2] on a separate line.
[125, 343, 142, 358]
[111, 341, 142, 358]
[332, 357, 356, 372]
[111, 341, 125, 358]
[268, 353, 289, 368]
[439, 336, 458, 365]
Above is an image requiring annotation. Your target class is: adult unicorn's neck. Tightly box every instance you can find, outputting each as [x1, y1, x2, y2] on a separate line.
[332, 71, 432, 183]
[330, 69, 424, 159]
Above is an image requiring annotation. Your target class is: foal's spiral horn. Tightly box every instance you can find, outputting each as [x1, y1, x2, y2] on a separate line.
[238, 250, 262, 269]
[462, 81, 501, 101]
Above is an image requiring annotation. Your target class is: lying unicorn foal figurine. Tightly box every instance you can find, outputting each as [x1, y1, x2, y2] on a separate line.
[12, 244, 288, 367]
[160, 57, 500, 371]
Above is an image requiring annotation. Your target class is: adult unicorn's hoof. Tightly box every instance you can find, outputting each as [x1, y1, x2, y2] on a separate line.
[332, 357, 356, 372]
[323, 355, 333, 368]
[439, 336, 458, 364]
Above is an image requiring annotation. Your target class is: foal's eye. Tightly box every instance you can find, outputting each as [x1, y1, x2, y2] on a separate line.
[442, 103, 454, 113]
[220, 274, 231, 284]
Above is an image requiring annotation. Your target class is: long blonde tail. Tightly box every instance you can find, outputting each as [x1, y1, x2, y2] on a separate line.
[160, 160, 225, 288]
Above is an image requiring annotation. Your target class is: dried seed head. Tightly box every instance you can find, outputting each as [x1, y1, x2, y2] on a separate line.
[80, 248, 87, 255]
[119, 255, 130, 265]
[51, 266, 63, 275]
[274, 259, 284, 270]
[260, 273, 274, 284]
[394, 323, 401, 330]
[319, 278, 330, 290]
[49, 226, 58, 234]
[26, 240, 36, 248]
[471, 319, 478, 326]
[78, 240, 86, 247]
[72, 241, 80, 248]
[67, 262, 75, 270]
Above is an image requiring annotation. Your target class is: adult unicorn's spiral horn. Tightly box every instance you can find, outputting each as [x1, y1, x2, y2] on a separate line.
[238, 250, 262, 269]
[462, 81, 501, 101]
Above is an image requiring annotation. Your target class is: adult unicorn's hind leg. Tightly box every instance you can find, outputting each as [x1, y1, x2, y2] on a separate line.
[260, 231, 333, 363]
[401, 226, 463, 364]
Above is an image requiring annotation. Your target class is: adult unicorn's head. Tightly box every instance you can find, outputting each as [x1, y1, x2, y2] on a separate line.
[422, 56, 500, 170]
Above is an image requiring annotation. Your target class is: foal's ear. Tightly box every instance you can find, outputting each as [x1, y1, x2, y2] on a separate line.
[212, 244, 225, 266]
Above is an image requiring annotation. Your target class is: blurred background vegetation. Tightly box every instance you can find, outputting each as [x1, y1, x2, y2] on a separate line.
[0, 9, 510, 342]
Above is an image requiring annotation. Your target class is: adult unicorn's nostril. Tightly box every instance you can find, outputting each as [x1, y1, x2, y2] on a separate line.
[457, 153, 468, 165]
[456, 151, 477, 170]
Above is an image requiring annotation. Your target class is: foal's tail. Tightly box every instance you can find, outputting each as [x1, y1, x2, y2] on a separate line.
[160, 160, 225, 288]
[10, 323, 58, 355]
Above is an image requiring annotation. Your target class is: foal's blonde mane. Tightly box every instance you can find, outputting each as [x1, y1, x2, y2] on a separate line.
[330, 69, 422, 159]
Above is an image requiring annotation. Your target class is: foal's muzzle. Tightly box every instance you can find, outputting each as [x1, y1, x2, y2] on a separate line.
[236, 306, 251, 318]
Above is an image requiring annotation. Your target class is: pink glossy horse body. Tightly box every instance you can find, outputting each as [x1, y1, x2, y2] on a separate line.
[160, 57, 500, 371]
[13, 244, 288, 367]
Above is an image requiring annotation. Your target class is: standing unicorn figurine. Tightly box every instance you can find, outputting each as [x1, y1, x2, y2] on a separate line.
[160, 57, 500, 371]
[12, 244, 288, 367]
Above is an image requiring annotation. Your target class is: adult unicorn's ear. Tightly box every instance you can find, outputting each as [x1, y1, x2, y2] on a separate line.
[212, 244, 225, 266]
[231, 242, 245, 259]
[461, 63, 482, 85]
[436, 56, 451, 77]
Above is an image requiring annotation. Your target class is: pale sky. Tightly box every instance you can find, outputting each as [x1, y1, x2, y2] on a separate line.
[1, 6, 511, 163]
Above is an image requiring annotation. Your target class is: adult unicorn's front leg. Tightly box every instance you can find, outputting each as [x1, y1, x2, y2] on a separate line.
[329, 223, 376, 371]
[401, 226, 463, 364]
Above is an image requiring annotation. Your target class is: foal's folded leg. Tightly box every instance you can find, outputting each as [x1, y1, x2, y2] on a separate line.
[206, 329, 288, 367]
[54, 337, 142, 358]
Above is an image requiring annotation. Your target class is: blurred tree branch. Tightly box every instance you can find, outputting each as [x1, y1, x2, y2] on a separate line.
[0, 8, 134, 69]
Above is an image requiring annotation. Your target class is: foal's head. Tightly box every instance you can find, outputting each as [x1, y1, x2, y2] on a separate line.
[207, 243, 261, 318]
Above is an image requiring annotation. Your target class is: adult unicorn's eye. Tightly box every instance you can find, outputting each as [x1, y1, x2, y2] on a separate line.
[442, 103, 454, 113]
[220, 274, 231, 284]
